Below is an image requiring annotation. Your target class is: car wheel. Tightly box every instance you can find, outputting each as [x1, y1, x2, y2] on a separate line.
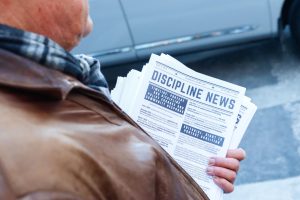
[290, 0, 300, 46]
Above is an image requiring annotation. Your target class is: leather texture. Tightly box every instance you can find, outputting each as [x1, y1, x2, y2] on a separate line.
[0, 49, 209, 200]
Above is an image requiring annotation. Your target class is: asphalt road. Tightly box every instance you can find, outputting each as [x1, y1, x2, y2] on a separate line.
[183, 31, 300, 199]
[103, 29, 300, 199]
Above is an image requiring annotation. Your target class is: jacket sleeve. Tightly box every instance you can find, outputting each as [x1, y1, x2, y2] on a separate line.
[0, 161, 15, 200]
[18, 191, 83, 200]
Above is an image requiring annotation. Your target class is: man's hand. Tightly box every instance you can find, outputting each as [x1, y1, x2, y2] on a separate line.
[206, 148, 246, 193]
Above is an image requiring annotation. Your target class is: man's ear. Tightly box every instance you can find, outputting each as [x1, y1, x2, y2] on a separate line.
[0, 162, 15, 200]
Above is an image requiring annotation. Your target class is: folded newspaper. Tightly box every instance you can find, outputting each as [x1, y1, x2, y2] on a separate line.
[111, 54, 257, 200]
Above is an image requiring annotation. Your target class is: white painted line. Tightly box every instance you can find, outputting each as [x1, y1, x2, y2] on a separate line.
[247, 79, 300, 110]
[224, 176, 300, 200]
[247, 57, 300, 110]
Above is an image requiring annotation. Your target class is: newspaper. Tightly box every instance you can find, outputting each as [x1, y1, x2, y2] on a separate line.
[229, 96, 257, 149]
[111, 54, 257, 200]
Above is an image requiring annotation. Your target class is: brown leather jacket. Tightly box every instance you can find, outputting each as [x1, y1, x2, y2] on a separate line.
[0, 49, 209, 200]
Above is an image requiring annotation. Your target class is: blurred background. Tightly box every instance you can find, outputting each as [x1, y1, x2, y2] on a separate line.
[74, 0, 300, 199]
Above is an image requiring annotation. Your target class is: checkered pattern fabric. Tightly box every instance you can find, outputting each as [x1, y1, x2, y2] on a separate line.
[0, 24, 110, 97]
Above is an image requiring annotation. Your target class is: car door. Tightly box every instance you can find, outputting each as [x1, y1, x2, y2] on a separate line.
[120, 0, 272, 58]
[73, 0, 136, 66]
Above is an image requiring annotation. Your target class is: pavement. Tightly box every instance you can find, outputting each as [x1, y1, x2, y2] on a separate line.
[103, 29, 300, 199]
[184, 30, 300, 200]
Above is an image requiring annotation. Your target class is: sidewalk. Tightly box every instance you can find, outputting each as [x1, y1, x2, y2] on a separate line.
[225, 176, 300, 200]
[185, 32, 300, 200]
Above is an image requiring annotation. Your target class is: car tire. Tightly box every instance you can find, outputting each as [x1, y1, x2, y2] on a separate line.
[290, 0, 300, 46]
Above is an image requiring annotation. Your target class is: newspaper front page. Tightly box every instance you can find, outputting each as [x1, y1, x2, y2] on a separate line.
[111, 54, 256, 200]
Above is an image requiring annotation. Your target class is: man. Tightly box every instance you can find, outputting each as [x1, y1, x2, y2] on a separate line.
[0, 0, 245, 199]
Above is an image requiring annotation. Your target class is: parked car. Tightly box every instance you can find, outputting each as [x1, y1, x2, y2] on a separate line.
[73, 0, 300, 67]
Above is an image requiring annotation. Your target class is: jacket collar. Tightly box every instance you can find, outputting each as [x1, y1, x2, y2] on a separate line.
[0, 48, 111, 102]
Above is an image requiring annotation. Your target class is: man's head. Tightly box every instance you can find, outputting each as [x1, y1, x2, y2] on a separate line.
[0, 0, 93, 50]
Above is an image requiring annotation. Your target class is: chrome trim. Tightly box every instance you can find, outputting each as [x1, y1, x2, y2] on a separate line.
[89, 47, 133, 57]
[135, 25, 258, 50]
[89, 25, 258, 57]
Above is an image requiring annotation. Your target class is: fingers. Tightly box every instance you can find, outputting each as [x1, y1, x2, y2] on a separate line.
[213, 177, 234, 193]
[207, 157, 239, 193]
[206, 148, 246, 193]
[227, 148, 246, 161]
[206, 166, 236, 183]
[208, 157, 240, 172]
